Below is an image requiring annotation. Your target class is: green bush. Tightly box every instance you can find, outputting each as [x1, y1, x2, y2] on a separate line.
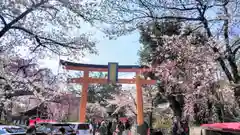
[0, 120, 14, 125]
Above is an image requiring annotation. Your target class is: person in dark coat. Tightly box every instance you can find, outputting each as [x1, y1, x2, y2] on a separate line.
[124, 119, 131, 135]
[172, 116, 180, 135]
[172, 116, 185, 135]
[107, 121, 113, 135]
[59, 127, 66, 135]
[26, 121, 37, 135]
[90, 119, 97, 135]
[99, 121, 108, 135]
[98, 122, 101, 129]
[111, 120, 117, 134]
[117, 121, 124, 135]
[125, 120, 131, 130]
[181, 120, 189, 135]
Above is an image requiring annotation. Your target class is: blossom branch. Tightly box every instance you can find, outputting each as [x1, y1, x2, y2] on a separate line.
[0, 15, 7, 26]
[10, 26, 81, 52]
[0, 0, 48, 38]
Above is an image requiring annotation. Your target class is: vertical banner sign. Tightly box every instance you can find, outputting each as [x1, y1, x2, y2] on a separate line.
[108, 62, 118, 83]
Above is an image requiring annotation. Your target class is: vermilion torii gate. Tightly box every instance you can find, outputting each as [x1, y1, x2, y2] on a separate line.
[60, 60, 156, 133]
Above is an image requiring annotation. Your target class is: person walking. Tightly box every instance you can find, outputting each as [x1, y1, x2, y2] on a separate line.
[107, 121, 113, 135]
[125, 119, 131, 130]
[90, 119, 97, 135]
[116, 121, 124, 135]
[99, 121, 108, 135]
[181, 119, 189, 135]
[172, 116, 185, 135]
[111, 119, 117, 135]
[59, 127, 66, 135]
[124, 119, 131, 135]
[26, 121, 37, 135]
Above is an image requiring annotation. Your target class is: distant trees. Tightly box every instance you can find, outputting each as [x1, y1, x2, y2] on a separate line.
[108, 85, 169, 128]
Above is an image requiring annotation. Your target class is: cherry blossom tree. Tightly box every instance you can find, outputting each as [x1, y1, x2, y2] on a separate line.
[0, 0, 101, 119]
[86, 103, 107, 119]
[0, 50, 66, 120]
[0, 0, 98, 58]
[107, 89, 136, 117]
[138, 20, 237, 123]
[87, 0, 240, 102]
[149, 31, 232, 123]
[108, 85, 170, 127]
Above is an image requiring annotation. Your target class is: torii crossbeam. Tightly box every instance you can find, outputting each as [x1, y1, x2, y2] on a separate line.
[60, 60, 156, 133]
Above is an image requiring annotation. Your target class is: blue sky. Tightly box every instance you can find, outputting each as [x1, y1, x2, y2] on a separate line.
[40, 33, 141, 75]
[40, 21, 141, 77]
[88, 32, 140, 65]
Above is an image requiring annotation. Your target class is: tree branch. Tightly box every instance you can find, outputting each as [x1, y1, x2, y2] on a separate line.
[58, 0, 88, 21]
[0, 76, 6, 81]
[143, 0, 199, 11]
[163, 6, 197, 11]
[154, 16, 200, 21]
[39, 5, 59, 20]
[233, 46, 240, 55]
[146, 1, 198, 11]
[0, 15, 7, 26]
[0, 0, 47, 38]
[8, 0, 47, 27]
[222, 1, 231, 52]
[231, 39, 240, 48]
[123, 15, 200, 24]
[138, 0, 154, 18]
[7, 90, 34, 97]
[10, 26, 80, 51]
[222, 1, 240, 83]
[129, 92, 137, 109]
[127, 105, 137, 116]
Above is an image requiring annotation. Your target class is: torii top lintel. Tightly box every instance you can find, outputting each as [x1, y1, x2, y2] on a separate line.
[60, 60, 150, 72]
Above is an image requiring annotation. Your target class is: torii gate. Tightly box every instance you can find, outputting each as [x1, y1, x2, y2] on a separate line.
[60, 60, 156, 134]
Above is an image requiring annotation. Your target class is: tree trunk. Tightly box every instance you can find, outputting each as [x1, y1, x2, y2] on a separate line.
[168, 94, 187, 135]
[168, 95, 183, 118]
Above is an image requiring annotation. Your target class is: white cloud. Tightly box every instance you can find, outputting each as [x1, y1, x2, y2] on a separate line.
[118, 73, 136, 89]
[39, 56, 91, 74]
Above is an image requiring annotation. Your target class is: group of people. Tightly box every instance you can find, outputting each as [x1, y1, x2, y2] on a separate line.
[91, 119, 132, 135]
[25, 117, 189, 135]
[172, 116, 189, 135]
